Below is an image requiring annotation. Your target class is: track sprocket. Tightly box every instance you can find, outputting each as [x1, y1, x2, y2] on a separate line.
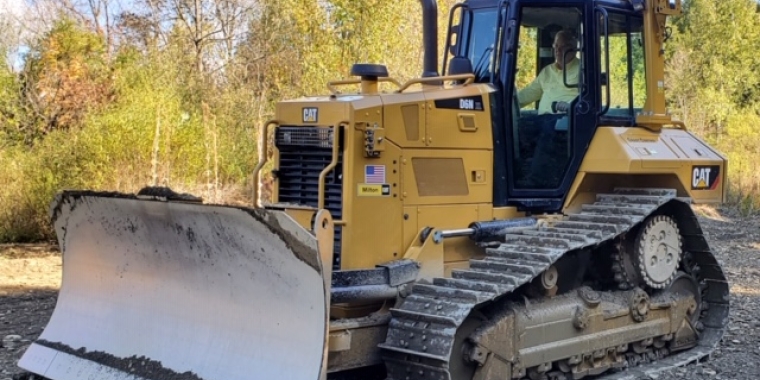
[634, 215, 682, 289]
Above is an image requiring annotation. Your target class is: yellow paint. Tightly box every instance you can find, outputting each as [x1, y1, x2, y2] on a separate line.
[265, 64, 725, 279]
[284, 208, 317, 230]
[637, 0, 683, 129]
[402, 227, 444, 281]
[564, 126, 727, 210]
[357, 184, 389, 197]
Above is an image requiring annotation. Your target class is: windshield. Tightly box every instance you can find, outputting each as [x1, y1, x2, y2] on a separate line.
[459, 8, 500, 82]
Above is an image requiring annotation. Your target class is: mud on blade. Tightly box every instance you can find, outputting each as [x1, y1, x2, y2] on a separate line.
[19, 191, 333, 380]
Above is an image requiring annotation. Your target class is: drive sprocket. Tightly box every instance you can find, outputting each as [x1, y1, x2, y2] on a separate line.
[634, 215, 682, 289]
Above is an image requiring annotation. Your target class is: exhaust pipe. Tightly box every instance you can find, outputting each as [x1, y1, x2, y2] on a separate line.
[420, 0, 439, 77]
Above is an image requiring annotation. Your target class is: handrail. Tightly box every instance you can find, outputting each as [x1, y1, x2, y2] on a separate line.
[251, 120, 278, 208]
[668, 120, 687, 130]
[396, 73, 475, 93]
[441, 3, 468, 76]
[317, 122, 348, 210]
[596, 6, 611, 116]
[327, 78, 402, 95]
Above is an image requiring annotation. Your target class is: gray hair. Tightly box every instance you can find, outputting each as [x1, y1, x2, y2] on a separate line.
[554, 30, 578, 49]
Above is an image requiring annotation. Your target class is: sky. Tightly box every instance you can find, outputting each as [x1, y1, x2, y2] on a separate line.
[0, 0, 27, 17]
[1, 0, 30, 70]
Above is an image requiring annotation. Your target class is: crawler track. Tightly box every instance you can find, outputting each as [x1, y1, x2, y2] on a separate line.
[379, 188, 729, 380]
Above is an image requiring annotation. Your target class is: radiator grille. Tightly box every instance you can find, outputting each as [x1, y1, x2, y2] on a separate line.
[275, 126, 343, 269]
[275, 126, 334, 148]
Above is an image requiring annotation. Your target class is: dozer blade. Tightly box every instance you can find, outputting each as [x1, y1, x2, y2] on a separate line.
[19, 190, 334, 380]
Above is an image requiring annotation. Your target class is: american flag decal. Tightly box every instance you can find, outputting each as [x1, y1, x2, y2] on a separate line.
[365, 165, 386, 184]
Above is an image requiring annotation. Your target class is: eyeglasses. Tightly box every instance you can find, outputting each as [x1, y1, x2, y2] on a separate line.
[553, 44, 574, 51]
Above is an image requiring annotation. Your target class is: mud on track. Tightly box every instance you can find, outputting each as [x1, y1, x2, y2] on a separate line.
[1, 206, 759, 380]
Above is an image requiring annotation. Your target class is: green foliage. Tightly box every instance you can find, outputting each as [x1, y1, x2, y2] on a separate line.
[515, 26, 538, 90]
[0, 61, 23, 142]
[19, 18, 112, 141]
[1, 0, 760, 241]
[666, 0, 760, 212]
[0, 131, 96, 241]
[237, 0, 429, 104]
[0, 20, 259, 240]
[605, 31, 646, 110]
[720, 111, 760, 214]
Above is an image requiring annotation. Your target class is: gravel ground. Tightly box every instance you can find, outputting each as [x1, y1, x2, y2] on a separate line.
[655, 206, 760, 380]
[0, 206, 758, 380]
[0, 245, 59, 380]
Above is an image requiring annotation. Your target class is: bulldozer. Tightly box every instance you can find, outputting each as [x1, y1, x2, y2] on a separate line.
[19, 0, 730, 379]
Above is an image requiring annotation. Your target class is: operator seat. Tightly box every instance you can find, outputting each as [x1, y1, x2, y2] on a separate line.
[448, 56, 473, 75]
[447, 56, 473, 85]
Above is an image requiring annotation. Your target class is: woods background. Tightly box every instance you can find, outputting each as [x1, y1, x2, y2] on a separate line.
[0, 0, 758, 242]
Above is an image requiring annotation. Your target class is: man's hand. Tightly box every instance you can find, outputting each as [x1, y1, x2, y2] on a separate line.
[551, 101, 571, 113]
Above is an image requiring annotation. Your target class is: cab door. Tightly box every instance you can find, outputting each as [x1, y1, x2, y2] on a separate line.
[501, 1, 600, 212]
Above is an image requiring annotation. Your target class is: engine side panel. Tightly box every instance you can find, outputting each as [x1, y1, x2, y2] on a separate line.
[269, 83, 522, 272]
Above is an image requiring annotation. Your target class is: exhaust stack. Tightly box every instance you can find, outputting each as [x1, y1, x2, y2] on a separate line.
[420, 0, 439, 77]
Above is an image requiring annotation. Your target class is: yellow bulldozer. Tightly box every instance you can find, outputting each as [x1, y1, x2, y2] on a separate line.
[20, 0, 729, 379]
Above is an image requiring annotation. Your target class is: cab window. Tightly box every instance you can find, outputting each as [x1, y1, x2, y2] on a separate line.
[512, 6, 583, 189]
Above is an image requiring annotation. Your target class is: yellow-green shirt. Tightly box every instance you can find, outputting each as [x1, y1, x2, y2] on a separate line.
[517, 59, 580, 114]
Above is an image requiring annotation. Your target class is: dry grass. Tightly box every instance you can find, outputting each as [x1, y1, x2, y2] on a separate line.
[0, 244, 61, 295]
[692, 204, 734, 222]
[731, 284, 760, 296]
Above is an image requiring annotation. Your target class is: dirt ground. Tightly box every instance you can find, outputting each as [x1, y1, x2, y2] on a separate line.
[0, 205, 758, 380]
[0, 245, 59, 380]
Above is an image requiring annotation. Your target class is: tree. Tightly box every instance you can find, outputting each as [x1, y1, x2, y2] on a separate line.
[667, 0, 760, 139]
[666, 0, 760, 208]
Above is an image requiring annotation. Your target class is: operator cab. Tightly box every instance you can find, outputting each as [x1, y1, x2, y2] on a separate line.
[445, 0, 647, 212]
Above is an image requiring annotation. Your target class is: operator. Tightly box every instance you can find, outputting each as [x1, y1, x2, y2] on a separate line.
[515, 29, 580, 188]
[517, 29, 580, 114]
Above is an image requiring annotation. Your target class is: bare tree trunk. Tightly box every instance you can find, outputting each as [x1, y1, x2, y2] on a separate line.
[212, 116, 219, 203]
[202, 102, 211, 201]
[151, 108, 161, 186]
[164, 114, 174, 186]
[194, 0, 203, 74]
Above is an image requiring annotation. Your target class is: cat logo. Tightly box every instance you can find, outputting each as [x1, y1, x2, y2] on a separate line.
[691, 165, 720, 190]
[303, 107, 318, 123]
